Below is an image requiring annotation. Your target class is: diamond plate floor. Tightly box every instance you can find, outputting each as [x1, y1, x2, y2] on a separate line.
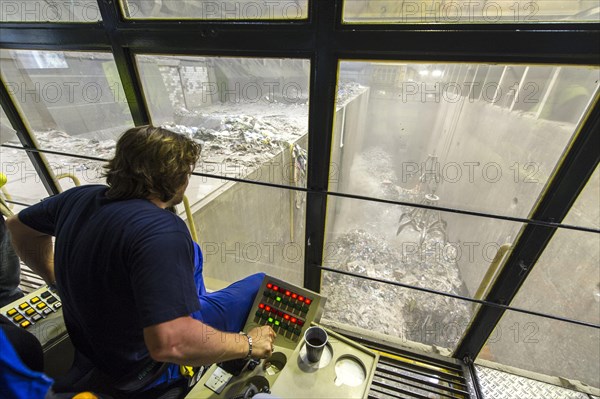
[475, 366, 593, 399]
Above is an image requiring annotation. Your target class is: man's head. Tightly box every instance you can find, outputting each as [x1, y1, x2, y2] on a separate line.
[104, 126, 201, 205]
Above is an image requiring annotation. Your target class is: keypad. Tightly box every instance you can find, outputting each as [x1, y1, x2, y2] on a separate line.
[2, 289, 62, 329]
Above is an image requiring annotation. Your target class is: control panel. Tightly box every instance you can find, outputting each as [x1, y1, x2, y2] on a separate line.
[187, 275, 378, 399]
[1, 285, 65, 346]
[244, 276, 325, 350]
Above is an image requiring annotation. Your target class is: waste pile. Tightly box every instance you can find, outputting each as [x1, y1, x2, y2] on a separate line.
[322, 147, 472, 350]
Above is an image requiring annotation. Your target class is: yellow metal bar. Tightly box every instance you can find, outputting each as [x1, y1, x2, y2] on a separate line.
[474, 244, 512, 301]
[56, 173, 81, 187]
[0, 198, 13, 217]
[289, 143, 295, 242]
[183, 195, 198, 243]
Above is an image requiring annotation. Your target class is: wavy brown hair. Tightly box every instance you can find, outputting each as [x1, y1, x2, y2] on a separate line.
[104, 126, 201, 202]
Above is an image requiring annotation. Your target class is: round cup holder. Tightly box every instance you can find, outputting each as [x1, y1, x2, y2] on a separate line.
[263, 352, 287, 376]
[297, 342, 333, 372]
[334, 355, 366, 387]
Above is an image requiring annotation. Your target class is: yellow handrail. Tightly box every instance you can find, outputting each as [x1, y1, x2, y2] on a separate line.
[474, 244, 512, 301]
[56, 173, 81, 187]
[182, 195, 198, 243]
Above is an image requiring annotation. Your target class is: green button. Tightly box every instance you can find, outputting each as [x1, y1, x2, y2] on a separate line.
[261, 313, 269, 320]
[274, 320, 280, 326]
[268, 317, 274, 323]
[302, 306, 309, 313]
[276, 296, 281, 302]
[281, 323, 288, 330]
[282, 299, 289, 305]
[255, 311, 262, 318]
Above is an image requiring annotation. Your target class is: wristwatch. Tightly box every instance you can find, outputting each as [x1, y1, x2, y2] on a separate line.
[240, 332, 253, 360]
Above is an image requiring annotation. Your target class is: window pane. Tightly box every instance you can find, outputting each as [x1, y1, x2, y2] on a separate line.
[0, 50, 133, 161]
[323, 194, 525, 349]
[0, 146, 50, 207]
[189, 176, 305, 287]
[478, 311, 599, 389]
[136, 55, 309, 205]
[322, 271, 472, 350]
[121, 0, 308, 20]
[343, 1, 600, 23]
[332, 61, 599, 217]
[479, 167, 600, 388]
[1, 107, 50, 206]
[44, 153, 108, 191]
[0, 1, 101, 22]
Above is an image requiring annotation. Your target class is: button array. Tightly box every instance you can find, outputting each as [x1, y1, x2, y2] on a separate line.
[3, 289, 61, 329]
[253, 281, 318, 342]
[263, 282, 312, 319]
[254, 304, 304, 342]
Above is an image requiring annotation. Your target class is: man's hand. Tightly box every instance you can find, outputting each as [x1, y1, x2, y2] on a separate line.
[247, 325, 276, 359]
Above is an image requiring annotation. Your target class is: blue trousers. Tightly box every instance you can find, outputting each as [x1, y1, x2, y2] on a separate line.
[149, 242, 264, 389]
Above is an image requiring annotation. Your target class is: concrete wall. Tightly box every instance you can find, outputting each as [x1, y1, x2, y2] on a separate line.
[428, 99, 580, 297]
[0, 51, 131, 139]
[190, 134, 308, 287]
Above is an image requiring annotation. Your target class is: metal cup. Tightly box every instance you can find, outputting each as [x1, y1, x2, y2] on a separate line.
[304, 326, 328, 363]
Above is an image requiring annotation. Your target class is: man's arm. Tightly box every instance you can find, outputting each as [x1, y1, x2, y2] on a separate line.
[6, 215, 55, 285]
[144, 317, 275, 366]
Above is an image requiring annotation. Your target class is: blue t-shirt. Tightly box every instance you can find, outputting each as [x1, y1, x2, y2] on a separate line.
[18, 185, 200, 377]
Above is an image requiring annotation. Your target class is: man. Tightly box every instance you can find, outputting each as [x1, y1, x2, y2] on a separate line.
[7, 126, 275, 397]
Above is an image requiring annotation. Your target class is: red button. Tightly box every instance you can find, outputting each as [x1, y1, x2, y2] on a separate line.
[305, 299, 312, 305]
[273, 286, 279, 291]
[297, 320, 305, 326]
[267, 283, 273, 289]
[285, 290, 291, 296]
[291, 317, 297, 324]
[292, 293, 298, 299]
[259, 303, 265, 309]
[284, 314, 290, 320]
[265, 306, 271, 312]
[277, 311, 284, 317]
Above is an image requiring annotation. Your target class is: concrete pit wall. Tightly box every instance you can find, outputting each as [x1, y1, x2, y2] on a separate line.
[190, 134, 308, 287]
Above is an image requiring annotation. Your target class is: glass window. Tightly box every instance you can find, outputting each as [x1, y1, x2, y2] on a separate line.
[189, 175, 306, 287]
[321, 271, 472, 350]
[324, 60, 598, 352]
[121, 0, 308, 20]
[1, 107, 50, 207]
[44, 153, 107, 191]
[343, 1, 600, 24]
[136, 54, 309, 205]
[0, 0, 101, 22]
[478, 311, 599, 389]
[332, 61, 599, 216]
[0, 49, 133, 160]
[479, 166, 600, 388]
[323, 194, 525, 350]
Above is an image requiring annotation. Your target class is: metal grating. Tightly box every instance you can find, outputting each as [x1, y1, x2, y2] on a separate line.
[365, 350, 472, 399]
[18, 263, 45, 294]
[475, 365, 593, 399]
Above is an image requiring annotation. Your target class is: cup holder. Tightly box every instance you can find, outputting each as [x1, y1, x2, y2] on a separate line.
[263, 352, 287, 376]
[297, 342, 333, 372]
